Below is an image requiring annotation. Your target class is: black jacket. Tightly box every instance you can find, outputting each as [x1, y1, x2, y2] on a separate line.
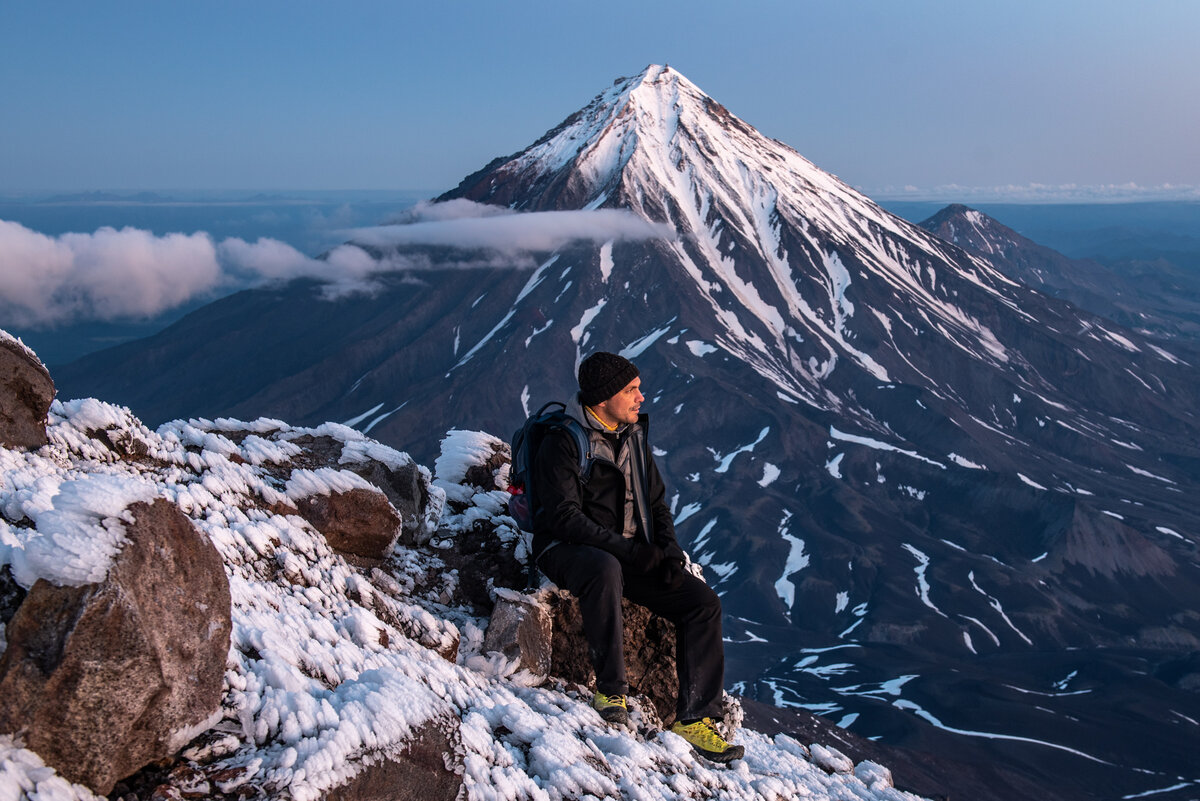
[530, 409, 685, 566]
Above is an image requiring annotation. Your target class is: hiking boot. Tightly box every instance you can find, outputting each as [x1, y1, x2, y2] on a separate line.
[670, 717, 745, 763]
[592, 692, 628, 724]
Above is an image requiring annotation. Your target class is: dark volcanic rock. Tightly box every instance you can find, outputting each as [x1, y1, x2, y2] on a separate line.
[0, 564, 26, 625]
[295, 487, 403, 559]
[0, 499, 231, 795]
[324, 717, 463, 801]
[349, 458, 434, 546]
[0, 333, 55, 450]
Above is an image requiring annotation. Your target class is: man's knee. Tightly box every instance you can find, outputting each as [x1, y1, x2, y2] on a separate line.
[687, 576, 722, 622]
[582, 549, 624, 594]
[542, 543, 624, 598]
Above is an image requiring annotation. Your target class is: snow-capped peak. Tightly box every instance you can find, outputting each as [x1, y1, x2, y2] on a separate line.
[441, 64, 1179, 421]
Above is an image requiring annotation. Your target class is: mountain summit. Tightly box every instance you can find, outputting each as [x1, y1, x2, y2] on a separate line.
[56, 66, 1200, 801]
[445, 64, 843, 215]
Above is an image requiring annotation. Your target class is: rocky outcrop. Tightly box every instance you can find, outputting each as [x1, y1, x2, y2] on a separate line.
[0, 499, 232, 795]
[547, 591, 681, 724]
[295, 487, 403, 560]
[325, 718, 463, 801]
[0, 332, 55, 450]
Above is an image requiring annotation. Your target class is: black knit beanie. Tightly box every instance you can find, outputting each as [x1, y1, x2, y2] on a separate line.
[578, 352, 639, 406]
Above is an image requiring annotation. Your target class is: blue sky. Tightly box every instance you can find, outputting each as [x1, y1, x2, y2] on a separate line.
[3, 0, 1199, 199]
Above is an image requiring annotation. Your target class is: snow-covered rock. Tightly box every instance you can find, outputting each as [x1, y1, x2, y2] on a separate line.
[810, 742, 855, 774]
[0, 498, 231, 795]
[483, 588, 554, 680]
[292, 482, 403, 560]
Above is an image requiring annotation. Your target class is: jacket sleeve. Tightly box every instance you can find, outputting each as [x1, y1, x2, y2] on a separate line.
[646, 454, 686, 563]
[532, 428, 639, 561]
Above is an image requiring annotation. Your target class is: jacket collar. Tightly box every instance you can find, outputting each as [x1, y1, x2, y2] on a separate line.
[569, 393, 647, 436]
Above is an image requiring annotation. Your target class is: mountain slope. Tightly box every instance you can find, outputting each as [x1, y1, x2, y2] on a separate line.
[919, 202, 1200, 343]
[54, 65, 1200, 801]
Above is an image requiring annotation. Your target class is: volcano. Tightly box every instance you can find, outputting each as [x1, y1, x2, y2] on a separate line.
[56, 65, 1200, 801]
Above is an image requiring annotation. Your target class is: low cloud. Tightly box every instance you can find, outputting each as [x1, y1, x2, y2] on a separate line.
[348, 199, 675, 253]
[385, 198, 519, 224]
[0, 220, 225, 327]
[1, 203, 673, 326]
[0, 220, 374, 327]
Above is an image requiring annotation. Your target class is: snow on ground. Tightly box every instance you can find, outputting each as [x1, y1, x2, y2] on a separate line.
[0, 398, 928, 801]
[711, 428, 770, 474]
[757, 463, 781, 488]
[829, 428, 945, 470]
[900, 545, 946, 619]
[773, 512, 808, 613]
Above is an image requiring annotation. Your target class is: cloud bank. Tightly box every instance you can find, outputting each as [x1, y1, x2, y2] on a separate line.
[0, 220, 226, 328]
[0, 202, 673, 326]
[348, 199, 674, 253]
[0, 220, 391, 327]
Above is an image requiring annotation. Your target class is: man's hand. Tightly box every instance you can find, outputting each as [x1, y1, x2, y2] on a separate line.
[661, 558, 687, 589]
[628, 541, 666, 574]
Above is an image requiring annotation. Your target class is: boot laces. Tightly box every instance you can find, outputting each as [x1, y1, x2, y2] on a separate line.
[676, 717, 730, 750]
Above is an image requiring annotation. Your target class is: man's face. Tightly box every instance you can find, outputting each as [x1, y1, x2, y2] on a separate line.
[595, 377, 644, 426]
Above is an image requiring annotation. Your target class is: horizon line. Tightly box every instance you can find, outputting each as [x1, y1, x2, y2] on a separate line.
[3, 183, 1199, 207]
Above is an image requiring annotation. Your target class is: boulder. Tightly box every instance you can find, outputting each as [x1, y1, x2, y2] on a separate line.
[0, 333, 55, 450]
[0, 499, 232, 795]
[482, 588, 553, 678]
[349, 459, 435, 546]
[325, 717, 463, 801]
[295, 487, 403, 559]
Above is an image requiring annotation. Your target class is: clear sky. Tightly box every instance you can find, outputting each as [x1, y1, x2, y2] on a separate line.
[3, 0, 1199, 199]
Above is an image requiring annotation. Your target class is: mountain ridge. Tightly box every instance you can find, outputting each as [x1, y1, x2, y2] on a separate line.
[919, 202, 1200, 344]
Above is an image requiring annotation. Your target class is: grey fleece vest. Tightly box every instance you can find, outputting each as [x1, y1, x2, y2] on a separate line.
[570, 398, 638, 539]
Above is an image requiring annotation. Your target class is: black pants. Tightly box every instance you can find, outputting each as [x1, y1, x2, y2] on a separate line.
[537, 542, 725, 721]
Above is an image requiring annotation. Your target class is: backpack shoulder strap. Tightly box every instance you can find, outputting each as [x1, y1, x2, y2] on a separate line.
[558, 417, 594, 482]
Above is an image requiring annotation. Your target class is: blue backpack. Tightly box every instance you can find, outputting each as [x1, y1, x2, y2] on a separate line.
[507, 401, 595, 531]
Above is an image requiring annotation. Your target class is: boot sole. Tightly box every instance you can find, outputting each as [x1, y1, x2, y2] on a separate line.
[693, 743, 745, 763]
[598, 707, 629, 724]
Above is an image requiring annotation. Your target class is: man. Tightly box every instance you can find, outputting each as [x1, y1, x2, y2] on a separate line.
[531, 351, 744, 763]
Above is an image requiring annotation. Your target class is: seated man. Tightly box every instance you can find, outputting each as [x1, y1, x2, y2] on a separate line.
[531, 351, 744, 763]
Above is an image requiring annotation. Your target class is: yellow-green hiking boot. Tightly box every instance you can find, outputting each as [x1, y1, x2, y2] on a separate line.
[592, 692, 628, 724]
[670, 717, 745, 763]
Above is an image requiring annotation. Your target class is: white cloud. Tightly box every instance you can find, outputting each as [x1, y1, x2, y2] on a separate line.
[0, 220, 223, 327]
[0, 202, 674, 326]
[0, 220, 376, 326]
[348, 200, 675, 253]
[385, 198, 518, 224]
